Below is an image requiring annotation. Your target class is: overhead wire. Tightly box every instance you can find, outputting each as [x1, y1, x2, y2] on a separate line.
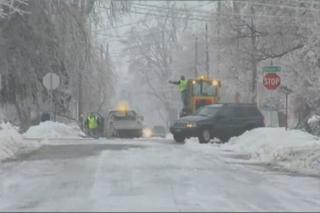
[102, 0, 320, 60]
[230, 1, 320, 13]
[131, 2, 319, 20]
[96, 0, 320, 40]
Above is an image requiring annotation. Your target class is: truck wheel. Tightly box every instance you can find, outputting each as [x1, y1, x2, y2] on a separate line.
[173, 134, 185, 143]
[198, 128, 211, 144]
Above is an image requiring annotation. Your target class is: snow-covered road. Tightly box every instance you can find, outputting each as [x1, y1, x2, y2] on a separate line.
[0, 137, 319, 212]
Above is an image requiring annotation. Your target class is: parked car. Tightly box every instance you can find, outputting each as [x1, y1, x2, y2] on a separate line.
[170, 103, 265, 144]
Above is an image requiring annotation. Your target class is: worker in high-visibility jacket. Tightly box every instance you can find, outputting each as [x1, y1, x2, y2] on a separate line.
[85, 113, 98, 137]
[169, 75, 188, 108]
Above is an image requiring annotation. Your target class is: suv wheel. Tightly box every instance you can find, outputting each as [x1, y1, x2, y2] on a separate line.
[198, 128, 211, 144]
[173, 134, 185, 143]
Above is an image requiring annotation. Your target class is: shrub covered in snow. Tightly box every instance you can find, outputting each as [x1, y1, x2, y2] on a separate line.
[0, 122, 40, 162]
[307, 114, 320, 136]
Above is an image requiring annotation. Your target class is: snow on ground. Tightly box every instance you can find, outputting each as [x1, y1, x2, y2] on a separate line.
[222, 128, 320, 175]
[23, 121, 85, 139]
[0, 122, 40, 162]
[1, 136, 320, 211]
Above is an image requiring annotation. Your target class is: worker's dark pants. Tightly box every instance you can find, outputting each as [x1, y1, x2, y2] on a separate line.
[88, 128, 98, 138]
[181, 90, 187, 108]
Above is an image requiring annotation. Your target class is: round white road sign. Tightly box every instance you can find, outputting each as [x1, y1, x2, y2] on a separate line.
[43, 72, 60, 90]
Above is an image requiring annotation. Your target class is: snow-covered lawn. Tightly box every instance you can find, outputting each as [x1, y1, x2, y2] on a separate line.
[23, 121, 85, 139]
[0, 123, 40, 162]
[222, 128, 320, 175]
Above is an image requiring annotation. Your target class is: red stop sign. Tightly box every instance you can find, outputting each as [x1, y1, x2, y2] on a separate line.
[263, 73, 281, 90]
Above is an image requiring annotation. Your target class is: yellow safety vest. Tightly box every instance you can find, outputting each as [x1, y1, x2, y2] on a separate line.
[179, 80, 188, 92]
[88, 116, 98, 129]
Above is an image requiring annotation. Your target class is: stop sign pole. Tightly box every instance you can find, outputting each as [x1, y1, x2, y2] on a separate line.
[262, 65, 283, 128]
[280, 86, 293, 130]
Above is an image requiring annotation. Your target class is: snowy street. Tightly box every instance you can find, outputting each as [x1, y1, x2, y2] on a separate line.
[1, 0, 320, 212]
[1, 137, 319, 212]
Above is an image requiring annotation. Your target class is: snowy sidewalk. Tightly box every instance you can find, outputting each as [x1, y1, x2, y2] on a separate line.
[222, 128, 320, 176]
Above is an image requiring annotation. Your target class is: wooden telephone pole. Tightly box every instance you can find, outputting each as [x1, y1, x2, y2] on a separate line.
[194, 36, 198, 78]
[205, 23, 209, 78]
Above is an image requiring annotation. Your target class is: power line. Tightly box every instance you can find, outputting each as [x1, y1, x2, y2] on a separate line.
[233, 1, 320, 13]
[130, 8, 211, 22]
[133, 3, 213, 18]
[133, 4, 209, 18]
[132, 2, 319, 20]
[107, 21, 144, 30]
[96, 0, 319, 52]
[96, 0, 320, 38]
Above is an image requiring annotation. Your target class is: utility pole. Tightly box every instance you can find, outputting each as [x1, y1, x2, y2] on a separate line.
[205, 23, 209, 78]
[194, 36, 198, 78]
[280, 86, 293, 130]
[106, 42, 109, 61]
[78, 64, 83, 120]
[217, 0, 221, 75]
[78, 0, 86, 120]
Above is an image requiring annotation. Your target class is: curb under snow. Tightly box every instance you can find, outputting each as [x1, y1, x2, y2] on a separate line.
[222, 128, 320, 176]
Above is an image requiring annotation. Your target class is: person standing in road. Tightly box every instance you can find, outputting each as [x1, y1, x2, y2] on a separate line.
[85, 113, 98, 138]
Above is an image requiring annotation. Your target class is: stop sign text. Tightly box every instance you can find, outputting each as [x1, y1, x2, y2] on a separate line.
[263, 73, 281, 90]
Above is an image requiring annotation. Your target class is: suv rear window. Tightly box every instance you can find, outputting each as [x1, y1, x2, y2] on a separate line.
[217, 105, 262, 118]
[217, 107, 238, 117]
[196, 106, 222, 116]
[244, 106, 261, 116]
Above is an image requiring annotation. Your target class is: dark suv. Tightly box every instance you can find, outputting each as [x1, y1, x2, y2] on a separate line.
[170, 103, 265, 143]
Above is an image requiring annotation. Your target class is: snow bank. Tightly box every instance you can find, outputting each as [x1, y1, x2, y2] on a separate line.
[223, 128, 320, 174]
[24, 121, 85, 139]
[0, 123, 40, 162]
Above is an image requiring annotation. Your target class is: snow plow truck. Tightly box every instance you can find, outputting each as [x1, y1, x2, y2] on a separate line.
[105, 103, 144, 138]
[180, 75, 221, 117]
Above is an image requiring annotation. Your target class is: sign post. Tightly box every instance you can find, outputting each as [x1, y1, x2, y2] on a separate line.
[262, 66, 281, 90]
[43, 73, 60, 121]
[280, 86, 293, 130]
[262, 66, 281, 73]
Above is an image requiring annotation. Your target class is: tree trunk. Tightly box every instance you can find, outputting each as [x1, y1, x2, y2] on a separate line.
[250, 6, 258, 103]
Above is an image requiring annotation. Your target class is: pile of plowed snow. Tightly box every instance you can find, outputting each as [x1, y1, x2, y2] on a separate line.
[24, 121, 84, 139]
[0, 123, 40, 162]
[223, 128, 320, 175]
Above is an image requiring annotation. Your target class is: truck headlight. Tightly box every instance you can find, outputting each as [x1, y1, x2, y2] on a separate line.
[186, 123, 197, 128]
[143, 128, 153, 138]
